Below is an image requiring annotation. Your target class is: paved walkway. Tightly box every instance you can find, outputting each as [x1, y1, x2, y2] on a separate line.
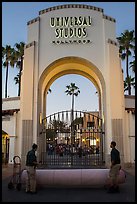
[2, 164, 135, 202]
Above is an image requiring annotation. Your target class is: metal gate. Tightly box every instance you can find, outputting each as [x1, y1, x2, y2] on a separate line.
[40, 110, 105, 169]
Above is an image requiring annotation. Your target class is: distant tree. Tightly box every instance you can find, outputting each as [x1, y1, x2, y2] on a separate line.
[14, 42, 25, 96]
[46, 119, 68, 142]
[117, 30, 135, 95]
[2, 45, 15, 98]
[65, 83, 80, 144]
[129, 59, 135, 73]
[49, 119, 68, 132]
[14, 73, 20, 85]
[129, 49, 135, 73]
[47, 88, 52, 94]
[124, 76, 135, 92]
[65, 83, 80, 121]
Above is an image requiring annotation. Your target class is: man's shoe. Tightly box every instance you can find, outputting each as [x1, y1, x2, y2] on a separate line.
[104, 184, 109, 190]
[114, 186, 120, 193]
[30, 191, 37, 194]
[107, 186, 115, 193]
[26, 190, 30, 193]
[107, 186, 120, 193]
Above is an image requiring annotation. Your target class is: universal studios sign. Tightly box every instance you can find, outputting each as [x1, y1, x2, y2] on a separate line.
[50, 16, 92, 45]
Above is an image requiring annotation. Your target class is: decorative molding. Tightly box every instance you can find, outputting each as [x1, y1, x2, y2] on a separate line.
[2, 109, 20, 116]
[39, 4, 103, 15]
[124, 95, 135, 99]
[2, 97, 20, 102]
[25, 41, 35, 49]
[2, 116, 10, 121]
[108, 39, 118, 46]
[128, 135, 135, 138]
[103, 14, 116, 22]
[27, 17, 40, 26]
[27, 4, 116, 29]
[125, 108, 135, 114]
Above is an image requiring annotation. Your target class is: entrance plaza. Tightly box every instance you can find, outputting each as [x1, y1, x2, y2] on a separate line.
[2, 164, 135, 202]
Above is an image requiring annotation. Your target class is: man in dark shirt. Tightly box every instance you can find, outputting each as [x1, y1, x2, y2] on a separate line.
[108, 141, 121, 193]
[25, 143, 38, 194]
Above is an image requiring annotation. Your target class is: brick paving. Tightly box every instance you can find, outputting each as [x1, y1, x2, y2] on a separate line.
[2, 164, 14, 179]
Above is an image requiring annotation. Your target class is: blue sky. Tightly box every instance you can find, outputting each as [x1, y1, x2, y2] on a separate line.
[2, 2, 135, 116]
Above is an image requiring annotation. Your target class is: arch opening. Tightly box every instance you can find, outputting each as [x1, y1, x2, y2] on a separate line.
[2, 130, 10, 164]
[45, 74, 99, 117]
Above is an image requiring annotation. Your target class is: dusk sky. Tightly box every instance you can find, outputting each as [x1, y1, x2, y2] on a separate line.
[2, 2, 135, 116]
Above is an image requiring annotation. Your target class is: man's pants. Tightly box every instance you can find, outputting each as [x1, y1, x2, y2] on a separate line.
[26, 166, 36, 192]
[109, 164, 121, 185]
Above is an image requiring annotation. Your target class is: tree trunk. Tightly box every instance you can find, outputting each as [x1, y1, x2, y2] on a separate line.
[18, 57, 23, 96]
[72, 94, 74, 121]
[5, 62, 9, 98]
[126, 49, 131, 95]
[71, 94, 75, 145]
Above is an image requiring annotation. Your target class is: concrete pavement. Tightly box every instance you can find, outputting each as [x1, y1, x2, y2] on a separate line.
[2, 164, 135, 202]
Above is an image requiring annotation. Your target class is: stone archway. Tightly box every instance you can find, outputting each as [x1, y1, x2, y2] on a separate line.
[37, 56, 106, 165]
[20, 4, 125, 168]
[38, 56, 106, 120]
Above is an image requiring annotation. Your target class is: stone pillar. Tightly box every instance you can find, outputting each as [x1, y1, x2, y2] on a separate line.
[21, 120, 33, 168]
[20, 42, 37, 168]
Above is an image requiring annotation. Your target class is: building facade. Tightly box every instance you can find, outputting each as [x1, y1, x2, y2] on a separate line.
[2, 4, 135, 168]
[2, 95, 135, 166]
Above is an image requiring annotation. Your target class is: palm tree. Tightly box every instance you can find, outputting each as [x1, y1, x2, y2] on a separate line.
[46, 119, 68, 144]
[14, 42, 25, 96]
[129, 48, 135, 73]
[65, 83, 80, 118]
[14, 73, 20, 85]
[50, 119, 68, 132]
[2, 45, 15, 98]
[47, 88, 52, 94]
[129, 59, 135, 73]
[117, 30, 135, 95]
[65, 83, 80, 145]
[124, 76, 135, 92]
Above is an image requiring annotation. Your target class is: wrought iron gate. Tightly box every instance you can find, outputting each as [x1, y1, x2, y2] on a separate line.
[40, 110, 105, 169]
